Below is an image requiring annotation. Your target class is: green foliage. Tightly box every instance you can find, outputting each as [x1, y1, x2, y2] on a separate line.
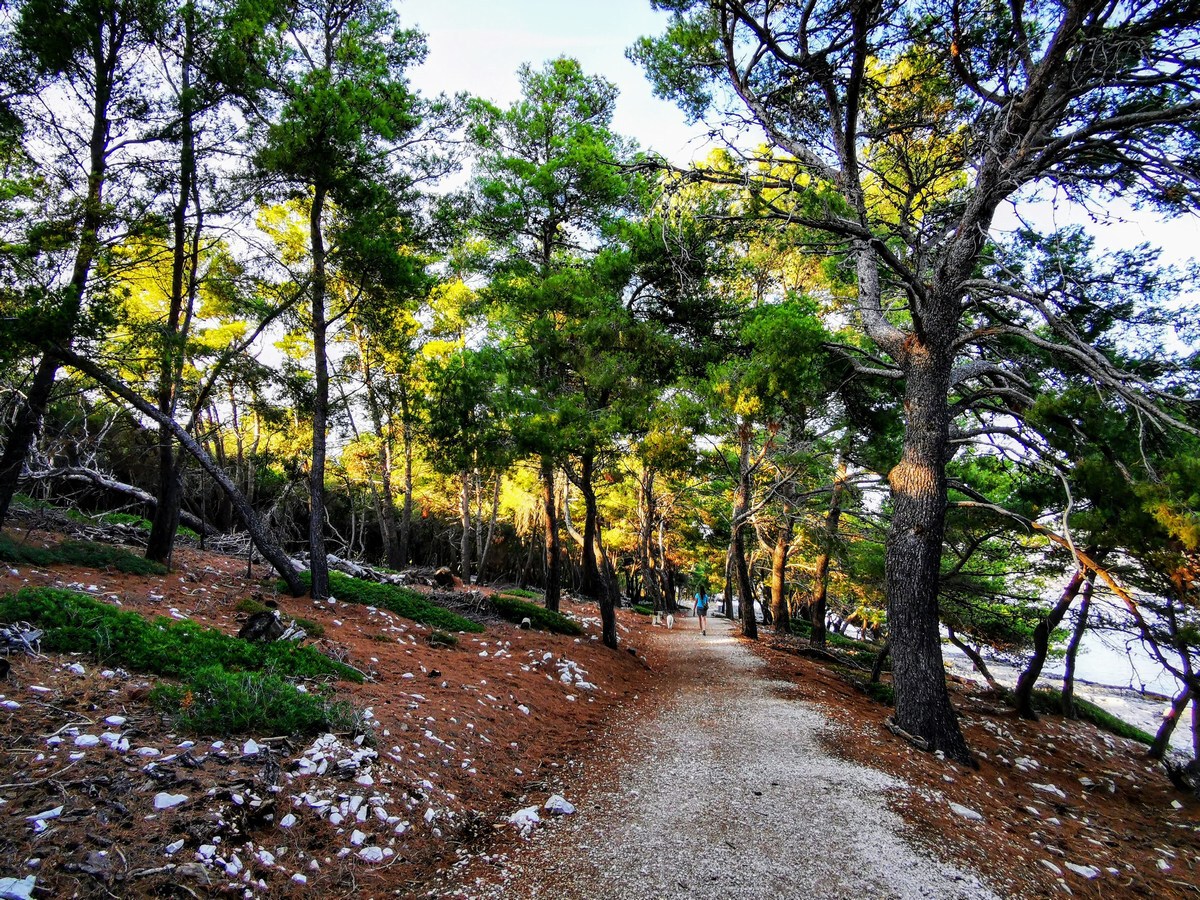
[0, 534, 167, 575]
[427, 629, 459, 647]
[631, 604, 653, 616]
[499, 587, 540, 599]
[0, 587, 359, 682]
[864, 680, 895, 706]
[492, 594, 583, 635]
[150, 666, 358, 736]
[291, 571, 485, 634]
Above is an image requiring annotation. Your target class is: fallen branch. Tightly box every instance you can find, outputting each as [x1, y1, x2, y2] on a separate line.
[884, 716, 932, 752]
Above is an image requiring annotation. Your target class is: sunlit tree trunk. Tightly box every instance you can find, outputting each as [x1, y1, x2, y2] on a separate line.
[541, 456, 561, 611]
[810, 459, 848, 647]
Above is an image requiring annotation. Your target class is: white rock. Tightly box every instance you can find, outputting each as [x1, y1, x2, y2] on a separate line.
[0, 875, 37, 900]
[508, 805, 541, 837]
[67, 663, 86, 676]
[291, 874, 307, 885]
[279, 814, 297, 828]
[1031, 782, 1067, 799]
[242, 739, 261, 756]
[542, 795, 576, 817]
[104, 715, 126, 726]
[165, 840, 184, 855]
[0, 700, 19, 710]
[73, 735, 100, 747]
[197, 845, 217, 860]
[1065, 863, 1100, 879]
[153, 793, 188, 810]
[948, 802, 983, 822]
[1040, 860, 1062, 876]
[25, 806, 63, 822]
[350, 830, 367, 846]
[357, 847, 385, 863]
[256, 850, 275, 867]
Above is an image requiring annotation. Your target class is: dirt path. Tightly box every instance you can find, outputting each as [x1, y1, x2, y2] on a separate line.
[466, 613, 997, 900]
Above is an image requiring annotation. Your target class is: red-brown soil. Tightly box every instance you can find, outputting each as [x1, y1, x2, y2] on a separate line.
[0, 526, 1196, 898]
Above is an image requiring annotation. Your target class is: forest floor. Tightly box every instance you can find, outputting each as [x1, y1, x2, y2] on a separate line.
[0, 524, 1196, 898]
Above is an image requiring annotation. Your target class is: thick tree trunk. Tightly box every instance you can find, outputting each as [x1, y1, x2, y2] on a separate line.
[541, 456, 561, 612]
[885, 352, 970, 762]
[1061, 571, 1096, 717]
[56, 348, 303, 593]
[308, 185, 330, 600]
[770, 518, 791, 634]
[1014, 568, 1087, 719]
[733, 421, 757, 639]
[811, 461, 848, 647]
[577, 451, 603, 599]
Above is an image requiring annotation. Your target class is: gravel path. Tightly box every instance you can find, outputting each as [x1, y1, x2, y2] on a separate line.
[481, 613, 998, 900]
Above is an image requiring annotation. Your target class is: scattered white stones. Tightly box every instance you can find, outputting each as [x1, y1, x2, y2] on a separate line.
[1040, 860, 1062, 876]
[24, 807, 62, 823]
[103, 715, 126, 726]
[1065, 863, 1100, 879]
[73, 735, 100, 747]
[153, 793, 188, 810]
[279, 814, 297, 828]
[948, 802, 983, 822]
[350, 830, 367, 846]
[357, 847, 385, 863]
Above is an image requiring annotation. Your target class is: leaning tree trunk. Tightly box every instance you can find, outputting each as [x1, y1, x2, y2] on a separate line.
[541, 456, 561, 612]
[1014, 567, 1088, 719]
[307, 184, 330, 600]
[885, 350, 970, 763]
[1149, 685, 1193, 761]
[947, 628, 1001, 691]
[1061, 570, 1096, 717]
[811, 460, 847, 648]
[637, 466, 663, 611]
[56, 348, 303, 594]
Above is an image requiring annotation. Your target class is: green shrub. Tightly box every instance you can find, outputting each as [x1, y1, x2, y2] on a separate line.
[150, 667, 357, 736]
[428, 629, 459, 647]
[864, 680, 895, 705]
[284, 571, 485, 634]
[631, 604, 653, 616]
[0, 587, 358, 682]
[0, 586, 362, 737]
[492, 594, 583, 635]
[0, 534, 167, 575]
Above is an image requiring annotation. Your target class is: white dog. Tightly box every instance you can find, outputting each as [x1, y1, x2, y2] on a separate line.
[666, 613, 675, 629]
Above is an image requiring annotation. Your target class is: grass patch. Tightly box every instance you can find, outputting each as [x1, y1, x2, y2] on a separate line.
[234, 597, 325, 638]
[0, 586, 360, 736]
[0, 533, 167, 576]
[286, 571, 485, 634]
[1025, 687, 1154, 744]
[150, 667, 358, 736]
[0, 587, 358, 682]
[428, 629, 459, 647]
[631, 604, 653, 616]
[499, 587, 540, 600]
[492, 594, 583, 635]
[864, 679, 895, 705]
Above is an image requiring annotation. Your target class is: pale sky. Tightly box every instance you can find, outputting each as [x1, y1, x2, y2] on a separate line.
[401, 0, 1196, 273]
[402, 0, 712, 163]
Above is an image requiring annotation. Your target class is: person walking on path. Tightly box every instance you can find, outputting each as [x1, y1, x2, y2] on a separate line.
[694, 586, 709, 635]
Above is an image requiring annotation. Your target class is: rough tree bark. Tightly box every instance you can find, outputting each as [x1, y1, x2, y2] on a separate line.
[732, 420, 757, 639]
[769, 515, 792, 634]
[307, 185, 331, 600]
